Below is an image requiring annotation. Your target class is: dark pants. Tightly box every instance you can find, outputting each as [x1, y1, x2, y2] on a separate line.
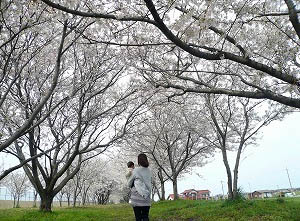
[133, 206, 150, 221]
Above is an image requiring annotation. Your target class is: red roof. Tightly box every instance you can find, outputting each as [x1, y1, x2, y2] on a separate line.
[197, 190, 210, 194]
[168, 194, 174, 200]
[181, 189, 210, 194]
[181, 189, 197, 194]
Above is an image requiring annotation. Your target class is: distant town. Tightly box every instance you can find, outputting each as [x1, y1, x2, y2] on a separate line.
[167, 188, 300, 201]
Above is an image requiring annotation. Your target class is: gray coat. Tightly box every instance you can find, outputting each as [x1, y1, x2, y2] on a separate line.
[127, 167, 152, 207]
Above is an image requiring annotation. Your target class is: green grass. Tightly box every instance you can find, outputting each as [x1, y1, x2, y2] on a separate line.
[0, 198, 300, 221]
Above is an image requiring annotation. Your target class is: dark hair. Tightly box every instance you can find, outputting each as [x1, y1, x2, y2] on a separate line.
[138, 153, 149, 168]
[127, 161, 134, 168]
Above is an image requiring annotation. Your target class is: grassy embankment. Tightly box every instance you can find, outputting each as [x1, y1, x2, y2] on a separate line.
[0, 198, 300, 221]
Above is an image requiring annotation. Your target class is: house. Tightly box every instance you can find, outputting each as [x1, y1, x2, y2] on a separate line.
[273, 189, 293, 197]
[181, 189, 210, 200]
[167, 189, 211, 200]
[167, 193, 185, 200]
[181, 189, 198, 200]
[167, 194, 175, 200]
[197, 190, 211, 200]
[250, 190, 274, 199]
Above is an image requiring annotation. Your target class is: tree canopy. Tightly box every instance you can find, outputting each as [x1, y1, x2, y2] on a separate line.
[38, 0, 300, 108]
[0, 0, 299, 211]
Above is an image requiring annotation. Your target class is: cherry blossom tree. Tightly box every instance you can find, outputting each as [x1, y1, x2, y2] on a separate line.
[13, 69, 139, 211]
[38, 0, 300, 109]
[60, 179, 73, 206]
[202, 94, 289, 200]
[68, 159, 100, 206]
[77, 164, 95, 206]
[55, 188, 65, 207]
[55, 157, 118, 206]
[4, 19, 145, 211]
[0, 0, 66, 175]
[125, 96, 213, 200]
[4, 170, 30, 208]
[151, 165, 169, 201]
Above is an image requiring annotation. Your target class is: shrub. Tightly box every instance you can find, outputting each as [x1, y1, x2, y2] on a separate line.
[222, 187, 247, 207]
[276, 198, 285, 204]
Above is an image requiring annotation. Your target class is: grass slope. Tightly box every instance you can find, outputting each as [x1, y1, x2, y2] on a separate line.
[0, 198, 300, 221]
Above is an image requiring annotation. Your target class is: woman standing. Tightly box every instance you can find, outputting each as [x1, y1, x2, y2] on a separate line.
[127, 153, 152, 221]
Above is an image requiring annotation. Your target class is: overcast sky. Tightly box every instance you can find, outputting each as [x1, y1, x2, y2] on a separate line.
[165, 111, 300, 196]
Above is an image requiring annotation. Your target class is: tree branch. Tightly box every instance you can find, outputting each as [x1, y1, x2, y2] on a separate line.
[284, 0, 300, 39]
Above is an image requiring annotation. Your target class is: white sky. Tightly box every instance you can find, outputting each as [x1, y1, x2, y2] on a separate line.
[165, 111, 300, 196]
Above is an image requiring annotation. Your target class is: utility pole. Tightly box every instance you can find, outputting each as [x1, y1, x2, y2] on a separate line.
[286, 168, 294, 194]
[221, 181, 225, 199]
[248, 182, 252, 199]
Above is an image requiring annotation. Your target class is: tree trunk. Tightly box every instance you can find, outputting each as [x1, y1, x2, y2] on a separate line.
[81, 186, 89, 205]
[16, 196, 20, 208]
[233, 172, 238, 199]
[13, 196, 16, 208]
[82, 194, 86, 205]
[153, 184, 161, 200]
[172, 178, 179, 200]
[40, 194, 54, 212]
[73, 180, 80, 207]
[151, 190, 155, 201]
[73, 192, 77, 207]
[33, 191, 38, 208]
[67, 195, 70, 207]
[233, 143, 244, 199]
[158, 168, 165, 200]
[221, 148, 234, 200]
[161, 181, 166, 200]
